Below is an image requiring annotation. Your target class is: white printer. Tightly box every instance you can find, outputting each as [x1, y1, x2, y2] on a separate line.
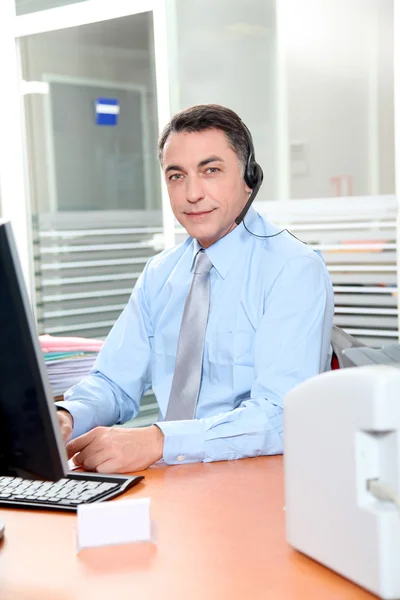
[284, 364, 400, 599]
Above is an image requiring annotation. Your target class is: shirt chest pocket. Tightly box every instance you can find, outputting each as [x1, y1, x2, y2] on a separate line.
[207, 331, 254, 368]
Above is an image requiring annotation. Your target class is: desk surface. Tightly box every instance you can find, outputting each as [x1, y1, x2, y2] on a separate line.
[0, 457, 376, 600]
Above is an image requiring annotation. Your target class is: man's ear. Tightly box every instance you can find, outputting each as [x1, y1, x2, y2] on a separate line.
[244, 183, 252, 195]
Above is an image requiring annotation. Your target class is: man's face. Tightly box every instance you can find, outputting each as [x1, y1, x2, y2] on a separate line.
[162, 129, 251, 248]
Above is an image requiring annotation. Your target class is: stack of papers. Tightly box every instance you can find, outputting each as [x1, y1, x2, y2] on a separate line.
[40, 334, 103, 354]
[39, 335, 104, 398]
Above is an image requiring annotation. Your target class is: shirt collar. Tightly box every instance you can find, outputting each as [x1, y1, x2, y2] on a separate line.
[190, 207, 259, 279]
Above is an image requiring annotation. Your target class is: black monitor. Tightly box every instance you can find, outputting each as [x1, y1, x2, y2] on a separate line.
[0, 220, 67, 481]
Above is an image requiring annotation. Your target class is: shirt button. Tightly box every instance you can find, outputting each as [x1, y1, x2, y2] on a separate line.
[177, 455, 185, 462]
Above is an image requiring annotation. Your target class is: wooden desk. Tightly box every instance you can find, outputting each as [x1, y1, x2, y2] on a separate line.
[0, 457, 377, 600]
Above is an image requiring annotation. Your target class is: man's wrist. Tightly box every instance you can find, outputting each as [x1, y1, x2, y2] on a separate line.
[151, 424, 164, 461]
[56, 405, 74, 426]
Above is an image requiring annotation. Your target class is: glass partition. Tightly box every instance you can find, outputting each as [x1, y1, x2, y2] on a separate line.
[167, 0, 394, 200]
[20, 12, 162, 339]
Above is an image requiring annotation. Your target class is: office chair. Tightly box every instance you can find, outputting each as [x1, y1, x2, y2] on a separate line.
[330, 325, 367, 370]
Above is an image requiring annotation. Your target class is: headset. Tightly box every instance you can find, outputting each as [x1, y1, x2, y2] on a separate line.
[235, 122, 264, 226]
[235, 121, 305, 244]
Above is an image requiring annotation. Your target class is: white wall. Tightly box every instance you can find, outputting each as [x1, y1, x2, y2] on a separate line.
[169, 0, 277, 201]
[283, 0, 394, 199]
[377, 0, 395, 194]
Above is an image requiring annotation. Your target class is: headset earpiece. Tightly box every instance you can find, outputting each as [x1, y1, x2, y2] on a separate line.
[235, 123, 264, 225]
[245, 161, 263, 190]
[242, 123, 263, 190]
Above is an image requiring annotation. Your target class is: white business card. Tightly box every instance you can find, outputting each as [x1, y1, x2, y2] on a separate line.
[77, 497, 153, 551]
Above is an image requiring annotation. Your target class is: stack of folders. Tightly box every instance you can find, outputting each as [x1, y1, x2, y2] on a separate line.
[39, 334, 104, 400]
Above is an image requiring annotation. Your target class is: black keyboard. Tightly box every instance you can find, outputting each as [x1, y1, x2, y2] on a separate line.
[0, 472, 144, 512]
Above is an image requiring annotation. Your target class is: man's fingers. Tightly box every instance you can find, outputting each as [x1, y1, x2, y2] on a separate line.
[95, 459, 120, 474]
[77, 449, 111, 472]
[72, 454, 81, 466]
[66, 428, 99, 459]
[72, 441, 107, 466]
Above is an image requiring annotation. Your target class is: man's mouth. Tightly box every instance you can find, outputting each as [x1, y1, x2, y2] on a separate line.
[185, 209, 215, 218]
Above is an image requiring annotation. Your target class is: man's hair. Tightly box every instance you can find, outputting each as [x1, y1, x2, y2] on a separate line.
[158, 104, 249, 173]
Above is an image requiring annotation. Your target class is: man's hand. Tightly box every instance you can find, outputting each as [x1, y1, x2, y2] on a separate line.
[66, 425, 164, 474]
[57, 409, 73, 443]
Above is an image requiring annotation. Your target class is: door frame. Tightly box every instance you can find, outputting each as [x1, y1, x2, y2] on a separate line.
[0, 1, 34, 299]
[395, 0, 400, 336]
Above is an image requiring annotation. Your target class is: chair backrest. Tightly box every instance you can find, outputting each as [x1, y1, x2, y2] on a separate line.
[331, 352, 340, 370]
[331, 325, 367, 369]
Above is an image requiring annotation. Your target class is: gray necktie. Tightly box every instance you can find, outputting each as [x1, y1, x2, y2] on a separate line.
[165, 249, 213, 421]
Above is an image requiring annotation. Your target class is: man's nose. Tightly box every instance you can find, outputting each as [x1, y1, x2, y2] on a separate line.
[186, 175, 205, 204]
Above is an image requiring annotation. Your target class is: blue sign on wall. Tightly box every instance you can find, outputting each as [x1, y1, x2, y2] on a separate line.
[95, 98, 119, 126]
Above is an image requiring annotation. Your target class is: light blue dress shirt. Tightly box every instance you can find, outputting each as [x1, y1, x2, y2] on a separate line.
[60, 208, 334, 465]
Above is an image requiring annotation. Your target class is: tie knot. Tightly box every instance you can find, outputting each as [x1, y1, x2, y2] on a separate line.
[194, 250, 212, 275]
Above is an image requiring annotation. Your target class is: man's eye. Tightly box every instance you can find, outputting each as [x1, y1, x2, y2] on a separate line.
[205, 167, 220, 174]
[169, 173, 183, 181]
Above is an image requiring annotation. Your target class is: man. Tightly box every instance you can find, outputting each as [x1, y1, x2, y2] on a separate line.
[57, 104, 334, 473]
